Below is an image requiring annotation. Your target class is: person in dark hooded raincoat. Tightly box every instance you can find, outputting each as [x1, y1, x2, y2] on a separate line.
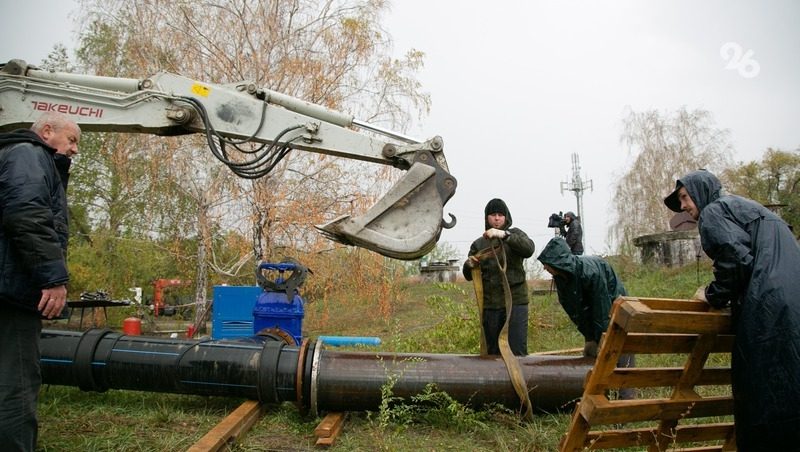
[537, 236, 635, 399]
[665, 169, 800, 451]
[537, 237, 626, 352]
[462, 198, 535, 356]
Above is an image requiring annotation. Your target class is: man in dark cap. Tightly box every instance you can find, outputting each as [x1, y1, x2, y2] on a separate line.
[665, 169, 800, 451]
[462, 198, 535, 356]
[559, 211, 584, 255]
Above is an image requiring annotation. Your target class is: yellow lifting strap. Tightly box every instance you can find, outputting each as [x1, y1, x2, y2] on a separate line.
[470, 244, 501, 357]
[471, 265, 488, 356]
[470, 243, 534, 420]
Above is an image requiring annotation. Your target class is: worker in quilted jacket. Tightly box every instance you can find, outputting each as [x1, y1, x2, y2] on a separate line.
[463, 198, 535, 356]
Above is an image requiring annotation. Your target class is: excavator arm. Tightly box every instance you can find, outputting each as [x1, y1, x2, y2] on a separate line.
[0, 59, 457, 259]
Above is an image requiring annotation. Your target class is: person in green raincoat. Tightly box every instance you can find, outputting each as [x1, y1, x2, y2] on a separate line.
[537, 236, 634, 398]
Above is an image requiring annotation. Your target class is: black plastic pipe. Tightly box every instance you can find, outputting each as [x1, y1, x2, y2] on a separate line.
[40, 329, 593, 414]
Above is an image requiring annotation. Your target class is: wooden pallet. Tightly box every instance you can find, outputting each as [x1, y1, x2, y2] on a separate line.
[560, 297, 737, 451]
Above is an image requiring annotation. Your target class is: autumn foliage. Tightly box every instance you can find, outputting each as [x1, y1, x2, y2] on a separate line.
[62, 0, 430, 322]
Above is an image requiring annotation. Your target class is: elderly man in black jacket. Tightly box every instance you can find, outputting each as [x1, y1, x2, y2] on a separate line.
[0, 112, 80, 451]
[665, 169, 800, 451]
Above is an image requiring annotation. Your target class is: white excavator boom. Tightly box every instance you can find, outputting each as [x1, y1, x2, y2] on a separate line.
[0, 59, 457, 259]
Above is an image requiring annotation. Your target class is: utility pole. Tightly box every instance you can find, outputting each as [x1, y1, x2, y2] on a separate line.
[560, 153, 593, 248]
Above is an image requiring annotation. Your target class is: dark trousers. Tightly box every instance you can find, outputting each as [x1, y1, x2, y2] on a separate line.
[483, 304, 528, 356]
[0, 304, 42, 452]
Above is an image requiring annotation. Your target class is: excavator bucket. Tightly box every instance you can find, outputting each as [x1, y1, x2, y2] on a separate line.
[316, 151, 457, 260]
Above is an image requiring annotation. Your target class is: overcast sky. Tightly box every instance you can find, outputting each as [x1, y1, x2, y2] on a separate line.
[385, 0, 800, 259]
[3, 0, 799, 262]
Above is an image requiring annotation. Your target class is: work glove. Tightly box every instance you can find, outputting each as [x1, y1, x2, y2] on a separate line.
[583, 340, 599, 358]
[483, 228, 508, 240]
[692, 285, 708, 303]
[465, 255, 480, 268]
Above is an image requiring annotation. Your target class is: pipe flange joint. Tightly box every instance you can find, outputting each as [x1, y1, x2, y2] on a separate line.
[257, 341, 285, 404]
[74, 328, 114, 392]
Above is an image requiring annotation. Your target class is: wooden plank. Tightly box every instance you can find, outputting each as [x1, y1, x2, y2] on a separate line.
[586, 426, 662, 449]
[586, 422, 734, 449]
[560, 410, 592, 452]
[314, 412, 346, 447]
[674, 423, 735, 445]
[531, 347, 583, 355]
[721, 425, 737, 451]
[314, 412, 345, 438]
[676, 334, 717, 389]
[675, 448, 723, 452]
[615, 300, 732, 334]
[187, 400, 264, 452]
[605, 367, 731, 389]
[623, 333, 734, 354]
[629, 297, 713, 312]
[580, 394, 733, 425]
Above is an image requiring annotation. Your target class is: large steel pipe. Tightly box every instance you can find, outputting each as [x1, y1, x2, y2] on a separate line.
[311, 349, 591, 413]
[40, 329, 593, 414]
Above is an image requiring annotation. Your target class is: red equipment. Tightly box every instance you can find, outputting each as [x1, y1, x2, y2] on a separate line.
[152, 279, 191, 317]
[123, 317, 142, 335]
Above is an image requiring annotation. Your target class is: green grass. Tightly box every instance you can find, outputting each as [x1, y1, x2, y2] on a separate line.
[37, 261, 725, 451]
[38, 389, 243, 451]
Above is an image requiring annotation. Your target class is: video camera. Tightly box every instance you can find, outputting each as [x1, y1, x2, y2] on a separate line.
[547, 211, 565, 228]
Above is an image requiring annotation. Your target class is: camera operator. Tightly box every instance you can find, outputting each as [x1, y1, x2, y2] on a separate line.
[559, 211, 583, 255]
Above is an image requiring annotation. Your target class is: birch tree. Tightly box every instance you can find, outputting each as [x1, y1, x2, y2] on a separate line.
[610, 107, 733, 254]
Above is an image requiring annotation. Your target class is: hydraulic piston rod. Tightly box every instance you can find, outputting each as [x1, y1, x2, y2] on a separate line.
[40, 329, 593, 414]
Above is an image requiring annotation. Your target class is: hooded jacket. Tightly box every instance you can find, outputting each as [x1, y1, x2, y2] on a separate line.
[0, 129, 70, 313]
[665, 170, 800, 449]
[462, 199, 535, 309]
[537, 237, 626, 343]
